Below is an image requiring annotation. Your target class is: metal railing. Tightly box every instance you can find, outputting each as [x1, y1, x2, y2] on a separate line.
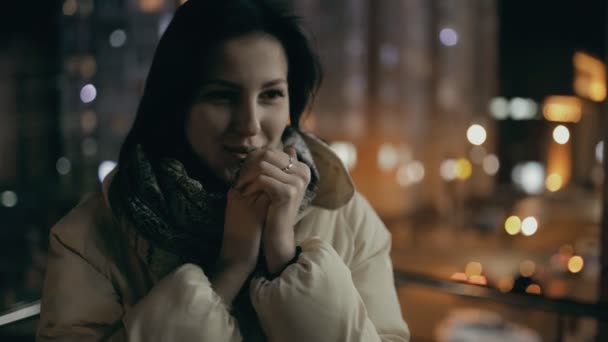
[394, 270, 608, 321]
[0, 300, 40, 328]
[1, 270, 607, 341]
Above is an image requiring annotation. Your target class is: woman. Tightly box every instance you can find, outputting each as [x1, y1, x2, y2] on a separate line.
[37, 0, 410, 341]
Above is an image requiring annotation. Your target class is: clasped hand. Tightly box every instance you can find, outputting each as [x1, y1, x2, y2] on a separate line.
[221, 146, 311, 275]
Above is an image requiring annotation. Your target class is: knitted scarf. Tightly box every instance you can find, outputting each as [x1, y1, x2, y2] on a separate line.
[108, 127, 320, 274]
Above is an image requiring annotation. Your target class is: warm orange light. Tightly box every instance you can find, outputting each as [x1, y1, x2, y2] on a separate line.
[63, 0, 78, 15]
[542, 96, 583, 123]
[589, 81, 607, 102]
[574, 52, 605, 71]
[468, 275, 487, 286]
[520, 260, 536, 277]
[505, 216, 521, 235]
[559, 244, 574, 256]
[546, 133, 572, 188]
[80, 56, 97, 79]
[546, 279, 568, 298]
[568, 256, 584, 273]
[497, 277, 514, 293]
[526, 284, 542, 295]
[139, 0, 164, 12]
[573, 52, 607, 102]
[450, 272, 468, 282]
[465, 262, 483, 277]
[546, 173, 563, 192]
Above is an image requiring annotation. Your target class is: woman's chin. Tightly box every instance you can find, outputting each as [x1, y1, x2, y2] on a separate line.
[219, 166, 240, 184]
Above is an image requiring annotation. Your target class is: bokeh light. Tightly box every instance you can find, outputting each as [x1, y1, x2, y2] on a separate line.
[1, 191, 18, 208]
[378, 143, 399, 171]
[545, 173, 563, 192]
[465, 262, 483, 277]
[497, 277, 514, 293]
[526, 284, 542, 295]
[568, 256, 584, 273]
[80, 84, 97, 103]
[469, 146, 486, 165]
[482, 154, 500, 175]
[330, 142, 358, 171]
[521, 217, 539, 236]
[407, 161, 425, 183]
[505, 216, 522, 235]
[597, 141, 604, 164]
[109, 29, 127, 48]
[552, 125, 570, 144]
[397, 161, 425, 187]
[589, 81, 607, 102]
[468, 275, 487, 286]
[455, 159, 473, 180]
[56, 157, 72, 175]
[512, 162, 545, 194]
[519, 260, 536, 277]
[560, 244, 575, 256]
[510, 97, 538, 120]
[63, 0, 78, 16]
[450, 272, 468, 282]
[80, 56, 97, 78]
[440, 159, 458, 181]
[139, 0, 164, 12]
[489, 97, 509, 119]
[543, 96, 582, 123]
[466, 124, 487, 146]
[439, 28, 458, 46]
[81, 110, 98, 133]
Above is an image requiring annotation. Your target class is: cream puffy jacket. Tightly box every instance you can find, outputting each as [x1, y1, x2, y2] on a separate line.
[37, 135, 410, 341]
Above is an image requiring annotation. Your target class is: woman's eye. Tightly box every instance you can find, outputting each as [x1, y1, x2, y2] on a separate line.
[260, 89, 285, 101]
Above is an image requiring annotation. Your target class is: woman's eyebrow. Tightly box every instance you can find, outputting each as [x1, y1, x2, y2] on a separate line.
[262, 79, 287, 88]
[202, 78, 287, 89]
[202, 79, 241, 89]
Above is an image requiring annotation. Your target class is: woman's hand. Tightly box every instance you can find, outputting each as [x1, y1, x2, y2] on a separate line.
[212, 175, 270, 307]
[234, 146, 311, 274]
[220, 181, 270, 273]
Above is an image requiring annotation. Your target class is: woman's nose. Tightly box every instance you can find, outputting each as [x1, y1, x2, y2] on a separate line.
[232, 101, 261, 136]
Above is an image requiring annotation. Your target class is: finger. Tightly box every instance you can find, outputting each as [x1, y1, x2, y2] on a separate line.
[236, 159, 310, 192]
[235, 149, 290, 187]
[236, 160, 287, 190]
[284, 146, 297, 161]
[240, 174, 297, 201]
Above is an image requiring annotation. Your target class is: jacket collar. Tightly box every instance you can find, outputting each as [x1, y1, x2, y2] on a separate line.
[302, 133, 355, 210]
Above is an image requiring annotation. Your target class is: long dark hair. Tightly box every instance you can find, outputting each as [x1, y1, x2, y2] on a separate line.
[118, 0, 323, 164]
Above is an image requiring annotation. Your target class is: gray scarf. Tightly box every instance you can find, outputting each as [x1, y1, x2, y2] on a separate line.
[108, 127, 320, 274]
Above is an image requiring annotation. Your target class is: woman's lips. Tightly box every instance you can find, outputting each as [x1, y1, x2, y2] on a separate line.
[223, 145, 256, 160]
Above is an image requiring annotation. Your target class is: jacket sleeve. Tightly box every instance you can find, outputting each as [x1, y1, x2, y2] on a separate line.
[37, 232, 242, 342]
[250, 192, 410, 342]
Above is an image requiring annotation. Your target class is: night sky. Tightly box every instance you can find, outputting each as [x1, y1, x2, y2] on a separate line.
[0, 1, 58, 50]
[499, 0, 606, 100]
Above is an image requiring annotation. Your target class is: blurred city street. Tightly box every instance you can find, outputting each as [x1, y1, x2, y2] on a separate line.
[389, 188, 603, 341]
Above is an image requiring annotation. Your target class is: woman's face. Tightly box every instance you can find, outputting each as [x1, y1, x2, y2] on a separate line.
[186, 32, 290, 182]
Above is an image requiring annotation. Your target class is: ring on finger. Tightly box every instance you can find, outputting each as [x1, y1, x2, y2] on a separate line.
[281, 155, 294, 172]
